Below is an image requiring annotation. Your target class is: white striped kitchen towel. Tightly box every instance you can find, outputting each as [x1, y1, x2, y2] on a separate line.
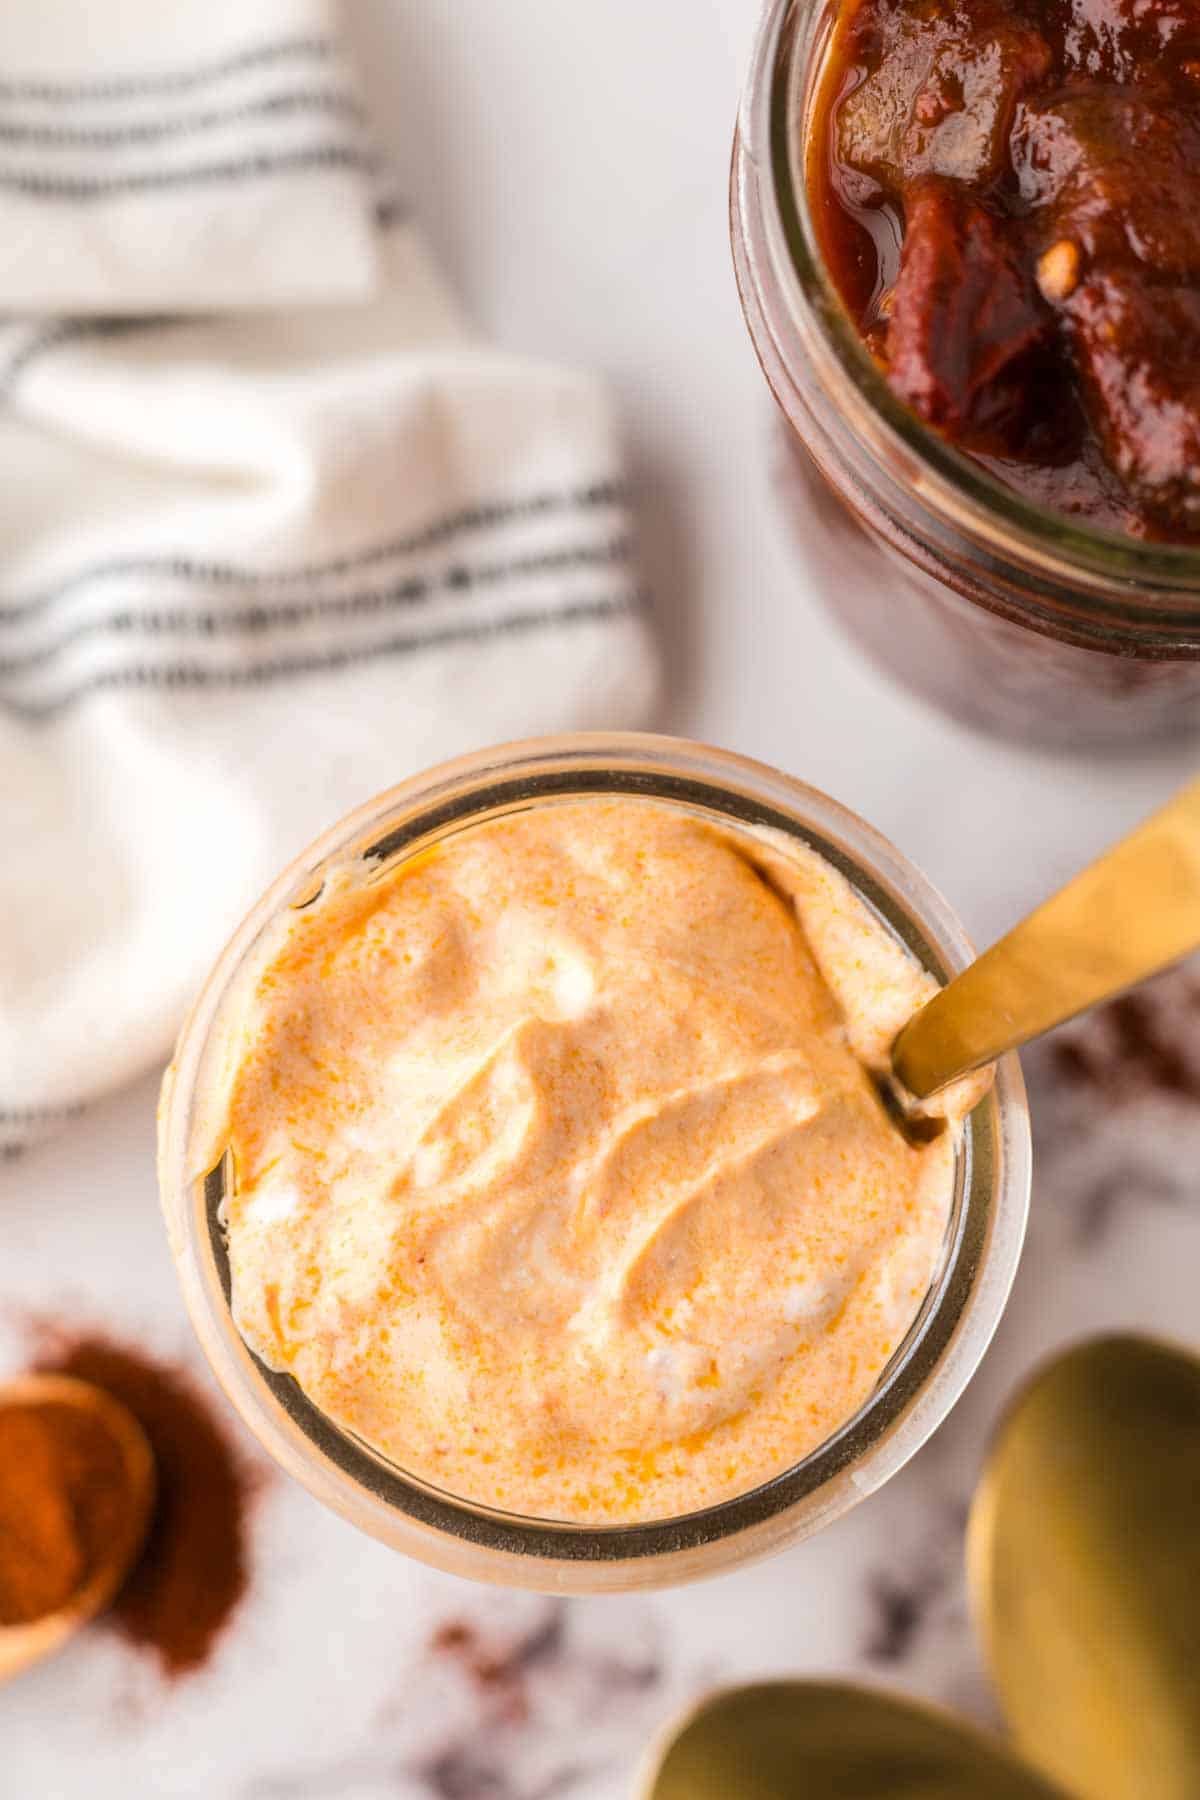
[0, 0, 657, 1156]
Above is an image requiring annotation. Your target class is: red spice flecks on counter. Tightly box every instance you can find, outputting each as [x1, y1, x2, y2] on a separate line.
[1049, 969, 1200, 1104]
[31, 1331, 258, 1679]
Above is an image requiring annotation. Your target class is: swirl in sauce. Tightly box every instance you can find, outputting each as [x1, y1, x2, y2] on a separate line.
[212, 799, 975, 1523]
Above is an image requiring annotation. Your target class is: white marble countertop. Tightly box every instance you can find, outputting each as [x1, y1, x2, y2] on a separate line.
[4, 2, 1199, 1794]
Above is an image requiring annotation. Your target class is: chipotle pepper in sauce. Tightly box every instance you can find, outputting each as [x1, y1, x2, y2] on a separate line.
[808, 0, 1200, 539]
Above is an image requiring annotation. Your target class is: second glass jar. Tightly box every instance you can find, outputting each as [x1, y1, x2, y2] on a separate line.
[731, 0, 1200, 747]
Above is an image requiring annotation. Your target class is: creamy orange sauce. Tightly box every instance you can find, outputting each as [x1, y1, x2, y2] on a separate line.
[212, 798, 975, 1523]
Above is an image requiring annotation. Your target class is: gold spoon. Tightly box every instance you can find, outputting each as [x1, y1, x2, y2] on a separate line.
[0, 1375, 155, 1684]
[890, 774, 1200, 1104]
[638, 1679, 1068, 1799]
[968, 1334, 1200, 1800]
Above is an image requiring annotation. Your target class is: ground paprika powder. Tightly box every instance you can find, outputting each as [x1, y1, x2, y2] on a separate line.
[0, 1399, 133, 1627]
[30, 1331, 256, 1678]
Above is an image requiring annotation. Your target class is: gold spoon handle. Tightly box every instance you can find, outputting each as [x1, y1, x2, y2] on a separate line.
[893, 775, 1200, 1100]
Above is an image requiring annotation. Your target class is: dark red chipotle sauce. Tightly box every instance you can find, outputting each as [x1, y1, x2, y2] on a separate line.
[808, 0, 1200, 540]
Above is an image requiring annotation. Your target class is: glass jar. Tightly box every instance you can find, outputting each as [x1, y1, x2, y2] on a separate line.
[731, 0, 1200, 747]
[158, 733, 1029, 1592]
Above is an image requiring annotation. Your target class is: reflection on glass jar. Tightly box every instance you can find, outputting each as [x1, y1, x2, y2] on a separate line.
[732, 0, 1200, 747]
[159, 734, 1029, 1592]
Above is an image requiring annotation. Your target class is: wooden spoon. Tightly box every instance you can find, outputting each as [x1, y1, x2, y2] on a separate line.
[0, 1375, 155, 1683]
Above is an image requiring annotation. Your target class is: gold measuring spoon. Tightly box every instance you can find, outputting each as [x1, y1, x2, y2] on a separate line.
[891, 775, 1200, 1104]
[639, 1680, 1068, 1799]
[969, 1335, 1200, 1800]
[0, 1375, 155, 1684]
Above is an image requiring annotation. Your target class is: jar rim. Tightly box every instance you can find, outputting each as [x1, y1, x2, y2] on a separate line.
[159, 733, 1030, 1588]
[740, 0, 1200, 626]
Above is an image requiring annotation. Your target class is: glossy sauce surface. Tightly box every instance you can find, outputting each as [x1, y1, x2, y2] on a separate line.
[807, 0, 1200, 541]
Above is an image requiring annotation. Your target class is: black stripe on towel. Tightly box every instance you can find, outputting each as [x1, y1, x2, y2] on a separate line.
[0, 483, 629, 623]
[0, 36, 334, 105]
[0, 1102, 86, 1122]
[0, 540, 633, 675]
[0, 315, 189, 400]
[0, 1099, 87, 1155]
[0, 141, 374, 202]
[6, 592, 646, 721]
[0, 90, 365, 148]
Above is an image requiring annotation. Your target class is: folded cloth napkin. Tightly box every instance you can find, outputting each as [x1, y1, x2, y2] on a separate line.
[0, 0, 657, 1156]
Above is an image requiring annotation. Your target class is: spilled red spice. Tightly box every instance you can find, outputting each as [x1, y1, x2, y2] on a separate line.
[1049, 972, 1200, 1103]
[31, 1332, 256, 1679]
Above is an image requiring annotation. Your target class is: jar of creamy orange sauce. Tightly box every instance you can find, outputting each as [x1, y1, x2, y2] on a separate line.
[159, 735, 1028, 1590]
